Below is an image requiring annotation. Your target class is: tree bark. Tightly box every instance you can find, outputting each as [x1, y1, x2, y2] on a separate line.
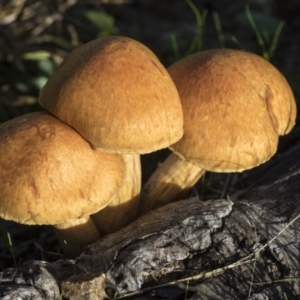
[1, 137, 300, 300]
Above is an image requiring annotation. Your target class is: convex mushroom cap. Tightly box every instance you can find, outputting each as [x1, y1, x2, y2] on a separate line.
[138, 48, 297, 215]
[169, 49, 296, 172]
[0, 112, 125, 225]
[39, 36, 183, 153]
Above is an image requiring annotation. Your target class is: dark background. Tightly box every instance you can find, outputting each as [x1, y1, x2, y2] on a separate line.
[1, 0, 300, 269]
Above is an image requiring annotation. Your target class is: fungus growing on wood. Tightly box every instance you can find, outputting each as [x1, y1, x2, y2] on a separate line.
[39, 36, 183, 234]
[139, 49, 297, 215]
[0, 112, 125, 256]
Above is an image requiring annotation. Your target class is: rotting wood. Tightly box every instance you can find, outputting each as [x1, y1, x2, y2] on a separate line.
[1, 139, 300, 299]
[0, 198, 233, 300]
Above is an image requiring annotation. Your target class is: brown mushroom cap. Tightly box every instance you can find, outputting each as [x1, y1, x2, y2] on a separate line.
[169, 49, 296, 172]
[0, 112, 125, 225]
[39, 36, 183, 154]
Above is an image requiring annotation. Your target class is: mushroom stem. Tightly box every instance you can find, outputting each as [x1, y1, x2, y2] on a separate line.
[53, 216, 101, 257]
[138, 153, 205, 216]
[92, 153, 141, 234]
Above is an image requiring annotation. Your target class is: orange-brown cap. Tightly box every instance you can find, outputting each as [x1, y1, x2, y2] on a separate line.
[169, 49, 296, 172]
[0, 112, 125, 225]
[39, 36, 183, 154]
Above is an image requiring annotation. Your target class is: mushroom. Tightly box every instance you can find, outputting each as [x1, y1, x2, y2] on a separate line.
[138, 49, 297, 215]
[0, 112, 125, 256]
[39, 36, 183, 234]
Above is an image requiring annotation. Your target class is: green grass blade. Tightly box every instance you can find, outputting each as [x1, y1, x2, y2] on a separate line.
[185, 0, 207, 54]
[170, 33, 180, 60]
[245, 5, 269, 60]
[231, 36, 246, 50]
[212, 11, 225, 48]
[268, 20, 285, 60]
[7, 232, 17, 268]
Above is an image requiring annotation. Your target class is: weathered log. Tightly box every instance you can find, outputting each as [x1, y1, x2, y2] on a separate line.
[188, 137, 300, 300]
[1, 138, 300, 300]
[0, 198, 232, 299]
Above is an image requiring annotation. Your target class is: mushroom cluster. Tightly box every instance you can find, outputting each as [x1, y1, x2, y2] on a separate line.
[0, 36, 297, 257]
[0, 36, 183, 256]
[38, 36, 184, 234]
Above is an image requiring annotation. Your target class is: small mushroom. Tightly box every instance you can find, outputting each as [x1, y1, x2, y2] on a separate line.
[39, 36, 183, 234]
[0, 112, 125, 256]
[139, 49, 297, 215]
